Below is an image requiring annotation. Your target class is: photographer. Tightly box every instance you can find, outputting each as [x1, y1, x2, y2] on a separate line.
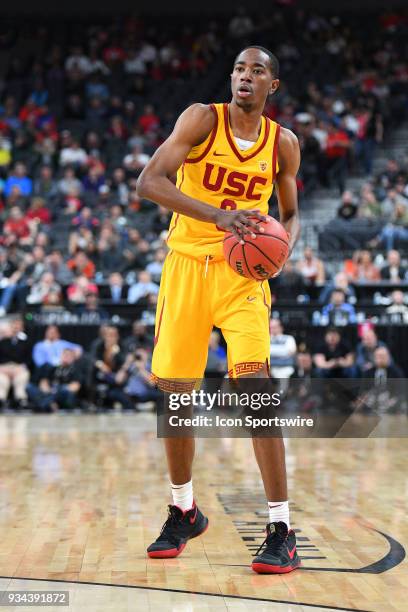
[117, 348, 160, 408]
[28, 348, 83, 412]
[93, 326, 133, 410]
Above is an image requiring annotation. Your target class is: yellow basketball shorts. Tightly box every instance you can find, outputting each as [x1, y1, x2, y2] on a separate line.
[151, 250, 271, 388]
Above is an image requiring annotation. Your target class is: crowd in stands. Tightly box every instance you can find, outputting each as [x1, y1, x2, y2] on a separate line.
[0, 8, 407, 410]
[0, 313, 405, 413]
[321, 156, 408, 253]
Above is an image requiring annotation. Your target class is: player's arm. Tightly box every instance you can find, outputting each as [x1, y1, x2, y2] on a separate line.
[276, 128, 301, 254]
[136, 103, 265, 242]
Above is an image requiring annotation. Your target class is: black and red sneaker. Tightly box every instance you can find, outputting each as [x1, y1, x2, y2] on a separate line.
[252, 521, 300, 574]
[147, 503, 208, 559]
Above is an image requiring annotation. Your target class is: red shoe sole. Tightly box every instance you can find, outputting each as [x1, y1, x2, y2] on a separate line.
[252, 560, 301, 574]
[147, 520, 209, 559]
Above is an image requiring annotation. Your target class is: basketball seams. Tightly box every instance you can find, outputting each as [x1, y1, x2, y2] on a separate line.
[254, 232, 289, 246]
[241, 244, 258, 280]
[245, 241, 281, 271]
[227, 240, 241, 267]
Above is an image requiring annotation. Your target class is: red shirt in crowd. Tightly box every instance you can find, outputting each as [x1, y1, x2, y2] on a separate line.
[139, 112, 160, 134]
[67, 258, 96, 279]
[4, 217, 30, 239]
[325, 130, 350, 158]
[26, 207, 51, 225]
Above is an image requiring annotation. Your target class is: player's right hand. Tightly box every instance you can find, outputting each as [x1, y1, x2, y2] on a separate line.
[214, 209, 267, 244]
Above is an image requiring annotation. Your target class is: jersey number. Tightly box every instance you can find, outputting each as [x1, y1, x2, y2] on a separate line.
[216, 198, 236, 231]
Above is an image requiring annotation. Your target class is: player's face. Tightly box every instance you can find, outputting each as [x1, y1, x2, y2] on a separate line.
[231, 49, 279, 111]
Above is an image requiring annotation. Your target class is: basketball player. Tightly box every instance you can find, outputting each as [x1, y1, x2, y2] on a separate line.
[137, 46, 301, 573]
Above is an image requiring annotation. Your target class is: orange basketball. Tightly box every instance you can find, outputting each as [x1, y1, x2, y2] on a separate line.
[223, 216, 289, 280]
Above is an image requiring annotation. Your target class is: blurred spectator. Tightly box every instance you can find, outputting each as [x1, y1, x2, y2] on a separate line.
[358, 183, 382, 219]
[355, 328, 387, 374]
[93, 326, 133, 410]
[25, 197, 51, 225]
[276, 260, 305, 291]
[67, 274, 98, 304]
[319, 272, 356, 305]
[101, 272, 128, 302]
[26, 272, 62, 305]
[337, 190, 358, 221]
[0, 317, 31, 409]
[123, 320, 154, 353]
[324, 122, 351, 194]
[292, 351, 317, 379]
[0, 248, 24, 316]
[118, 348, 160, 406]
[138, 105, 160, 134]
[65, 46, 91, 74]
[146, 248, 167, 283]
[68, 226, 96, 256]
[123, 145, 150, 175]
[269, 319, 297, 379]
[110, 167, 129, 206]
[28, 348, 83, 412]
[375, 203, 408, 251]
[380, 250, 408, 281]
[33, 166, 59, 202]
[0, 131, 12, 171]
[76, 293, 109, 321]
[4, 207, 34, 246]
[140, 293, 158, 326]
[67, 250, 96, 279]
[313, 328, 355, 378]
[357, 346, 405, 414]
[205, 331, 227, 376]
[366, 346, 404, 380]
[82, 164, 106, 195]
[72, 206, 99, 230]
[321, 289, 356, 325]
[33, 325, 82, 368]
[296, 247, 325, 286]
[297, 119, 321, 196]
[59, 139, 88, 169]
[128, 270, 159, 304]
[44, 250, 74, 285]
[57, 167, 83, 196]
[150, 206, 171, 235]
[4, 162, 32, 198]
[385, 290, 408, 324]
[344, 250, 380, 282]
[288, 351, 320, 413]
[228, 7, 253, 38]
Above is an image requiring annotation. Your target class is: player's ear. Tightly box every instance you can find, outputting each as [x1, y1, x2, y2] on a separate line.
[269, 79, 280, 95]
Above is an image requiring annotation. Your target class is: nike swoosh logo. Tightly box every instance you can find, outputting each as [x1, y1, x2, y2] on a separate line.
[189, 507, 198, 524]
[288, 546, 296, 560]
[213, 151, 227, 157]
[247, 296, 256, 302]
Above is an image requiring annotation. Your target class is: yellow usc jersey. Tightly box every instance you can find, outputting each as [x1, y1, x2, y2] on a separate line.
[167, 102, 281, 262]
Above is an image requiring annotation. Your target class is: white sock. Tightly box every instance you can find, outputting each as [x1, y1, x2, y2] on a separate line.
[171, 479, 194, 511]
[268, 501, 290, 529]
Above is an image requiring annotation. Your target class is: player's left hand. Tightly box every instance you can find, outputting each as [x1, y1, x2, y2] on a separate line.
[214, 209, 267, 244]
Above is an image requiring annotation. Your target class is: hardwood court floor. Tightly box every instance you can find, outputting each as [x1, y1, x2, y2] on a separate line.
[0, 413, 406, 612]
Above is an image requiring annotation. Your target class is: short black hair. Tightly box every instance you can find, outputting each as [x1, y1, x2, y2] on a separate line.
[235, 46, 280, 78]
